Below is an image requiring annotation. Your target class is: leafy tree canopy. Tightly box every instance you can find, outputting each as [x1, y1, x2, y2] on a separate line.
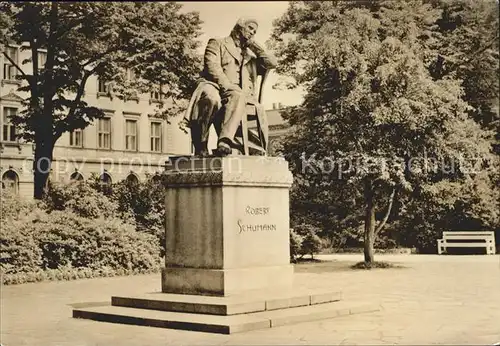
[270, 0, 498, 261]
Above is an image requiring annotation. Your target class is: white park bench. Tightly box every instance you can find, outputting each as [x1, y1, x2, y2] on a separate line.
[437, 231, 496, 255]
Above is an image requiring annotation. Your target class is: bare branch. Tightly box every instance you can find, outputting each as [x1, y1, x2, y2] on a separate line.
[375, 188, 396, 235]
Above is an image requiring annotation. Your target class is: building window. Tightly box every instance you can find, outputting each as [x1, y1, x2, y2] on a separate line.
[70, 172, 84, 181]
[98, 118, 111, 149]
[3, 46, 18, 81]
[150, 90, 160, 101]
[37, 51, 47, 74]
[126, 173, 139, 185]
[150, 122, 162, 152]
[125, 119, 138, 151]
[69, 129, 83, 147]
[2, 107, 17, 142]
[97, 78, 109, 94]
[152, 172, 162, 183]
[1, 170, 19, 195]
[150, 84, 163, 102]
[99, 172, 112, 195]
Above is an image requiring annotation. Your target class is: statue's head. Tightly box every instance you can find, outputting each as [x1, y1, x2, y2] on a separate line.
[231, 17, 258, 43]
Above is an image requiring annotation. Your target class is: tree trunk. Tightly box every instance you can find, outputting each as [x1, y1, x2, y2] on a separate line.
[33, 140, 53, 199]
[33, 2, 57, 200]
[375, 188, 396, 235]
[363, 179, 376, 263]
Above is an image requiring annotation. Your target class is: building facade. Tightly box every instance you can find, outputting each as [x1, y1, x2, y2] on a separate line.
[1, 45, 192, 198]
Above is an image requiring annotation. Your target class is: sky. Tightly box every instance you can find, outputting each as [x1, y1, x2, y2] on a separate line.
[179, 1, 304, 109]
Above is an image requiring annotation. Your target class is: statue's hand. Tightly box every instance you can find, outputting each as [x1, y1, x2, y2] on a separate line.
[221, 84, 242, 94]
[246, 39, 265, 54]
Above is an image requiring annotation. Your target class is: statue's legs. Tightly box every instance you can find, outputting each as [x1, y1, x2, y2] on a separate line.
[190, 124, 204, 156]
[213, 110, 223, 138]
[217, 89, 246, 155]
[192, 84, 221, 156]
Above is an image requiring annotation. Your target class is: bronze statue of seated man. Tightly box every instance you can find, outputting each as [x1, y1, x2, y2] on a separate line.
[184, 17, 277, 156]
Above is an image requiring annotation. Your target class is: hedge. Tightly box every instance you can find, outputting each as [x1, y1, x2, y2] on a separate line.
[1, 192, 161, 285]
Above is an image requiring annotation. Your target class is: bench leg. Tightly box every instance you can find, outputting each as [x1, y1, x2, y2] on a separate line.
[487, 241, 496, 255]
[437, 240, 444, 255]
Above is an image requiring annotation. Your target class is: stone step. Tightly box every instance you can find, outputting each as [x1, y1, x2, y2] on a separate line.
[73, 300, 379, 334]
[111, 289, 342, 315]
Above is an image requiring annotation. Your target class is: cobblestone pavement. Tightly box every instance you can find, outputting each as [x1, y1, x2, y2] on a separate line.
[1, 254, 499, 345]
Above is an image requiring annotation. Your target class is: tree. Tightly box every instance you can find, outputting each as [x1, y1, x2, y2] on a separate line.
[427, 0, 499, 149]
[0, 2, 202, 199]
[270, 1, 495, 263]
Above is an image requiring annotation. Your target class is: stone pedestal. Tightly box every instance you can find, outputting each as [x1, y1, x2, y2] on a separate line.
[72, 155, 379, 334]
[161, 156, 294, 296]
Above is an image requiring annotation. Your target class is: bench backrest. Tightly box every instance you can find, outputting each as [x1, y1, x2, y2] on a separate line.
[442, 231, 495, 240]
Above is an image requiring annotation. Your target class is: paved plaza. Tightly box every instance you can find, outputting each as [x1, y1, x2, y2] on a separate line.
[1, 254, 499, 345]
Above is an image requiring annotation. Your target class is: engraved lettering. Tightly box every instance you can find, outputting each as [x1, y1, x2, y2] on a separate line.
[238, 219, 277, 234]
[245, 206, 270, 216]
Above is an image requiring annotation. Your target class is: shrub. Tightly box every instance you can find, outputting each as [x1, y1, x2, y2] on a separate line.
[111, 175, 165, 256]
[1, 180, 164, 284]
[43, 180, 131, 221]
[1, 193, 45, 275]
[289, 228, 303, 262]
[44, 175, 167, 258]
[1, 206, 161, 284]
[1, 188, 40, 220]
[374, 225, 398, 249]
[1, 216, 44, 275]
[292, 223, 324, 259]
[2, 265, 160, 285]
[35, 211, 160, 271]
[300, 230, 324, 259]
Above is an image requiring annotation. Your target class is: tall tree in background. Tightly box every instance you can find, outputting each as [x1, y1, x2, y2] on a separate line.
[395, 0, 500, 251]
[428, 0, 499, 145]
[270, 1, 497, 263]
[0, 2, 202, 199]
[431, 0, 500, 128]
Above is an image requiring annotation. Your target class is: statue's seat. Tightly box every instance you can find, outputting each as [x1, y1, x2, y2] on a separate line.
[233, 70, 270, 155]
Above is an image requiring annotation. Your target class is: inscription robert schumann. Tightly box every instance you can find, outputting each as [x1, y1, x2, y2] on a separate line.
[238, 205, 277, 234]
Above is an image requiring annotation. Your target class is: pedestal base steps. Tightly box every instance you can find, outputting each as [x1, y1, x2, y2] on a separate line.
[73, 288, 379, 334]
